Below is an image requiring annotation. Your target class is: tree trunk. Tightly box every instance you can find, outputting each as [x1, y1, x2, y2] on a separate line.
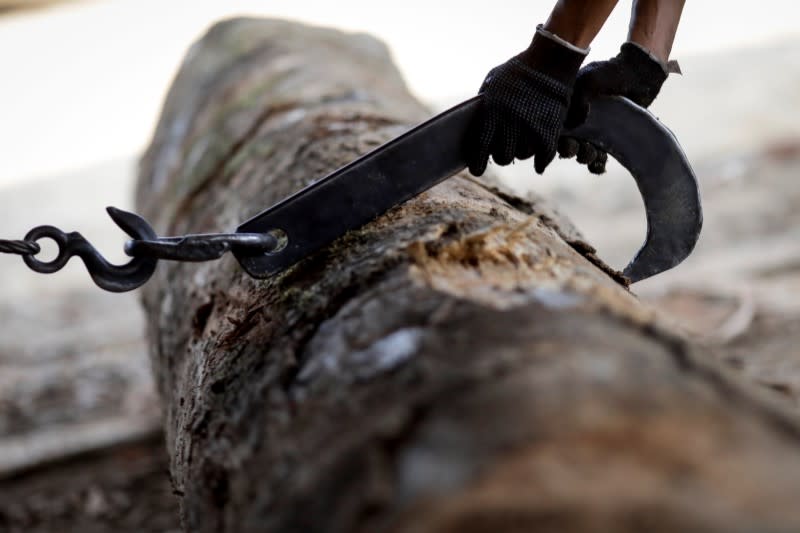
[136, 18, 800, 533]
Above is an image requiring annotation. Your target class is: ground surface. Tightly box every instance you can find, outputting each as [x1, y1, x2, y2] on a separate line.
[0, 437, 179, 533]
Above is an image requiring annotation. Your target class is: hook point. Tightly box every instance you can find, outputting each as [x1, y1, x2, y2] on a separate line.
[106, 206, 157, 241]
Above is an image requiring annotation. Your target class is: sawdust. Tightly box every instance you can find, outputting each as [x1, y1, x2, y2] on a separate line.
[405, 216, 650, 330]
[462, 174, 630, 287]
[407, 217, 577, 309]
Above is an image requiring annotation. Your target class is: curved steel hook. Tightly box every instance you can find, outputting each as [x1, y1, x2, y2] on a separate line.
[566, 96, 703, 282]
[23, 207, 158, 292]
[234, 95, 702, 283]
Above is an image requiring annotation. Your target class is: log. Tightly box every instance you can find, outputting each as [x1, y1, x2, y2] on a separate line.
[137, 18, 800, 532]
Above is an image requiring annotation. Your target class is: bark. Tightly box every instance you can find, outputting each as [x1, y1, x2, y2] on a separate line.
[137, 18, 800, 533]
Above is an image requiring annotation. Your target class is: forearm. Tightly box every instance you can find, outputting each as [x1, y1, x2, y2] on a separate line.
[543, 0, 620, 49]
[628, 0, 686, 62]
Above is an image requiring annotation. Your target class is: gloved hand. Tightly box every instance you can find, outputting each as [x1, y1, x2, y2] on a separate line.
[559, 41, 674, 174]
[468, 26, 587, 176]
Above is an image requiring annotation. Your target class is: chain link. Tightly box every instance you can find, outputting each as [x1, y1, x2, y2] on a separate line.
[0, 238, 40, 256]
[0, 207, 283, 292]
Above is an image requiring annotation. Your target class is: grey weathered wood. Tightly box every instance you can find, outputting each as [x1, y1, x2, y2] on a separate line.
[137, 18, 800, 533]
[0, 165, 162, 480]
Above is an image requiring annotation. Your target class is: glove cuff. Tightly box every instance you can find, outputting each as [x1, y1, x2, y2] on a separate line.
[624, 41, 681, 74]
[618, 42, 670, 88]
[517, 25, 589, 86]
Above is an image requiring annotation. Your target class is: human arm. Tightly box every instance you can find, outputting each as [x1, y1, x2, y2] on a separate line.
[628, 0, 686, 63]
[545, 0, 621, 49]
[561, 0, 685, 173]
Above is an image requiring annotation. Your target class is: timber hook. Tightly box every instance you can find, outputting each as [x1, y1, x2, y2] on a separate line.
[23, 207, 158, 293]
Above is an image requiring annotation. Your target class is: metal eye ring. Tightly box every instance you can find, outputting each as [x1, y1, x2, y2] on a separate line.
[22, 226, 72, 274]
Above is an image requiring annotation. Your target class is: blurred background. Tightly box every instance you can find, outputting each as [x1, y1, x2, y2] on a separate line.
[2, 0, 800, 185]
[1, 1, 799, 530]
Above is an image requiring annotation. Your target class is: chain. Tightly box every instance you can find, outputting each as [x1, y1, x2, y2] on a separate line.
[0, 238, 40, 256]
[0, 207, 281, 292]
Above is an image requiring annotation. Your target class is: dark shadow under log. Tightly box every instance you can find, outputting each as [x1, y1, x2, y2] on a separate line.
[137, 18, 800, 533]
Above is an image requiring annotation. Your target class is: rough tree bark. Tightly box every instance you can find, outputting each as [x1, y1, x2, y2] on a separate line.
[136, 18, 800, 533]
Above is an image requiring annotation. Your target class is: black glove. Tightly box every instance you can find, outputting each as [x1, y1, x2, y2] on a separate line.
[560, 42, 672, 174]
[468, 27, 587, 176]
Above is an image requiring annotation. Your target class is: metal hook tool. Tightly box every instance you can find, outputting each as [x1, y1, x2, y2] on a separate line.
[235, 96, 702, 283]
[1, 96, 702, 292]
[14, 208, 279, 292]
